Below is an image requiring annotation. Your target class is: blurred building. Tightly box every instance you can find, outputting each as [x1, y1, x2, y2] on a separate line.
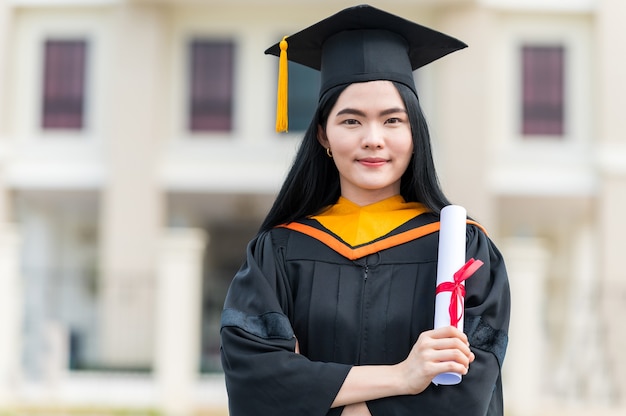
[0, 0, 624, 415]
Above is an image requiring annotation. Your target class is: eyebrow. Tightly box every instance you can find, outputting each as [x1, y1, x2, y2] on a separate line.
[335, 107, 407, 117]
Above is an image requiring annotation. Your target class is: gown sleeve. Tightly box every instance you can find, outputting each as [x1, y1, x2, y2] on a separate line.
[367, 224, 511, 416]
[220, 231, 352, 416]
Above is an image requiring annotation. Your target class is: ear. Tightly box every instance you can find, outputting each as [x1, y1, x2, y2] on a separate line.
[316, 124, 329, 148]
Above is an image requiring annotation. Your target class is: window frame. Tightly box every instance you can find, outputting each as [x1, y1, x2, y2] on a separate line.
[520, 44, 566, 138]
[503, 19, 591, 149]
[187, 38, 236, 134]
[488, 16, 593, 196]
[41, 38, 88, 131]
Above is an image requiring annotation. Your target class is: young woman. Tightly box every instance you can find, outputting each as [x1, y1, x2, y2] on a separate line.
[220, 5, 510, 416]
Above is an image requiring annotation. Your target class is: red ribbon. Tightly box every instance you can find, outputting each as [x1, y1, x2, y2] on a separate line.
[436, 258, 484, 327]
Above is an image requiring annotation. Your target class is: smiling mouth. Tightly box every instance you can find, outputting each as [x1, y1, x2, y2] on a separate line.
[358, 158, 388, 166]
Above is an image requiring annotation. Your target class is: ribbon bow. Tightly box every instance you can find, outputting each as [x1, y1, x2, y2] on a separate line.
[436, 258, 484, 327]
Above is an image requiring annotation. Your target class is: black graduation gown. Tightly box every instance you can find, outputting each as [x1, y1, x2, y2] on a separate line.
[220, 212, 510, 416]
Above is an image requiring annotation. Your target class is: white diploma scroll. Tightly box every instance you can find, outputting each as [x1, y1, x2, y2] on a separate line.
[432, 205, 467, 386]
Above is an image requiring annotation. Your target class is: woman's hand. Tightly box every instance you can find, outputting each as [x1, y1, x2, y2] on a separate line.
[341, 403, 372, 416]
[397, 326, 475, 395]
[331, 326, 474, 407]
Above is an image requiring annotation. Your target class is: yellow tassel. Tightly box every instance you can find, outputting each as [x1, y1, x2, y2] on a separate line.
[275, 36, 289, 133]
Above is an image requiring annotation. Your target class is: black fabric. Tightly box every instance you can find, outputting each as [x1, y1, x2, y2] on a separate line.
[465, 315, 508, 368]
[220, 216, 510, 416]
[221, 308, 294, 340]
[320, 29, 417, 97]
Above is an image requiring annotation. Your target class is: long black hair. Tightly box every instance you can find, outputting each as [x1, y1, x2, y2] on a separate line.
[259, 81, 451, 232]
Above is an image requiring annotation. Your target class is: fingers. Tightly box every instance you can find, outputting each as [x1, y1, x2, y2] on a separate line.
[429, 325, 469, 344]
[421, 327, 471, 352]
[414, 327, 475, 374]
[423, 347, 472, 375]
[400, 327, 476, 394]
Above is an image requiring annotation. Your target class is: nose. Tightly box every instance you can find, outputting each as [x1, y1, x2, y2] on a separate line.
[362, 124, 384, 149]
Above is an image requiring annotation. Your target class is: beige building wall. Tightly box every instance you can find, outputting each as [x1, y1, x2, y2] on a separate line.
[0, 2, 12, 226]
[597, 0, 626, 403]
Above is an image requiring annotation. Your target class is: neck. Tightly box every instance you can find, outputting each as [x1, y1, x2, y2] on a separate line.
[341, 190, 401, 207]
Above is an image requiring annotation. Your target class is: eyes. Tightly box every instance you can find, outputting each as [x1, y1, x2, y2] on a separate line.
[385, 117, 404, 125]
[340, 116, 406, 126]
[342, 119, 360, 126]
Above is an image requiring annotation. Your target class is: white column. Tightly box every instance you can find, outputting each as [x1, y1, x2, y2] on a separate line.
[434, 7, 497, 230]
[43, 321, 69, 388]
[0, 0, 12, 139]
[0, 9, 22, 401]
[155, 228, 207, 416]
[501, 237, 550, 416]
[598, 174, 626, 405]
[596, 0, 626, 406]
[99, 2, 167, 368]
[0, 224, 22, 406]
[552, 225, 615, 407]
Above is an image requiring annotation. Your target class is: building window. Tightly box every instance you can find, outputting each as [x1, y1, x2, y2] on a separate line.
[41, 39, 87, 130]
[189, 39, 235, 132]
[521, 45, 565, 137]
[287, 62, 320, 132]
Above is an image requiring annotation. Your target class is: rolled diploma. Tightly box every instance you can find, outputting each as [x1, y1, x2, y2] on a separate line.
[432, 205, 467, 386]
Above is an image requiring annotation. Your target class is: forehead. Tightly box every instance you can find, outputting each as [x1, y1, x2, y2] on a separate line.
[334, 80, 405, 109]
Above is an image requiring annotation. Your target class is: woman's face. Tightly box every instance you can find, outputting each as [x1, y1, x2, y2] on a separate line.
[318, 80, 414, 206]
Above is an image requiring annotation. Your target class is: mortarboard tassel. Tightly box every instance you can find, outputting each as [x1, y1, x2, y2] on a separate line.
[275, 36, 289, 133]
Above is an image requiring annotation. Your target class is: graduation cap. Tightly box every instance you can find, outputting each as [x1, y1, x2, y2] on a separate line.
[265, 4, 467, 132]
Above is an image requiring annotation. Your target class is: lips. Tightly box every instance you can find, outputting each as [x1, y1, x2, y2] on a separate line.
[358, 157, 388, 167]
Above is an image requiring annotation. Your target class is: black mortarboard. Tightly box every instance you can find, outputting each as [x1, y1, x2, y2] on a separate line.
[265, 4, 467, 132]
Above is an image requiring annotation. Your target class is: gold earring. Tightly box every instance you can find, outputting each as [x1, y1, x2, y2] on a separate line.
[326, 148, 333, 158]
